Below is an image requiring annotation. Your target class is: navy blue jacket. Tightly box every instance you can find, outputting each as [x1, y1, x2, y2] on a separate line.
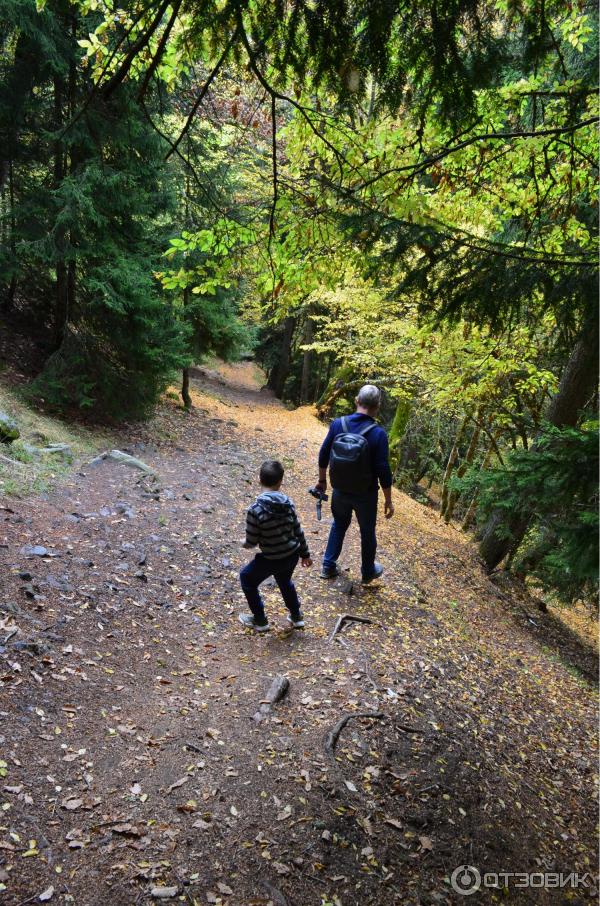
[319, 412, 393, 491]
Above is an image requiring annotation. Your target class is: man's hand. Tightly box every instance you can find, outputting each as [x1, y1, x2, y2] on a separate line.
[382, 489, 394, 519]
[301, 557, 313, 567]
[315, 479, 327, 493]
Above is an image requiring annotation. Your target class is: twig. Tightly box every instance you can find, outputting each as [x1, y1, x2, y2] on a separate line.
[2, 627, 18, 644]
[362, 653, 379, 694]
[328, 613, 373, 643]
[15, 895, 38, 906]
[396, 722, 421, 734]
[325, 711, 383, 759]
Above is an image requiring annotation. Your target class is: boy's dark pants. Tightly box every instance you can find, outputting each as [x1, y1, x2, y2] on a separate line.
[240, 551, 301, 624]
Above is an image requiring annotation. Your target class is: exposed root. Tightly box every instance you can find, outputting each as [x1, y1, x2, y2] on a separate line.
[328, 613, 373, 643]
[324, 711, 384, 759]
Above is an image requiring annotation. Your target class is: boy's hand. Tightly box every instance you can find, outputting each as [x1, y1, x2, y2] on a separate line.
[301, 557, 313, 567]
[240, 537, 251, 549]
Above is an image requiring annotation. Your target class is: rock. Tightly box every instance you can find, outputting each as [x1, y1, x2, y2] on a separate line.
[88, 449, 157, 475]
[13, 639, 49, 656]
[21, 545, 60, 558]
[150, 887, 179, 899]
[44, 443, 73, 462]
[21, 443, 42, 460]
[0, 412, 19, 444]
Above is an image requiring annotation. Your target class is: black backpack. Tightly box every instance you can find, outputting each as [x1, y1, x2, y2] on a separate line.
[329, 416, 376, 493]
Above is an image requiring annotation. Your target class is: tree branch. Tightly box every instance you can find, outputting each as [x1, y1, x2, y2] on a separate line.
[100, 0, 172, 101]
[269, 94, 278, 239]
[137, 0, 183, 103]
[351, 118, 600, 193]
[165, 29, 239, 161]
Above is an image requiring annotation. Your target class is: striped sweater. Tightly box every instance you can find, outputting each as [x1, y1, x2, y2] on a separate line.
[244, 491, 311, 561]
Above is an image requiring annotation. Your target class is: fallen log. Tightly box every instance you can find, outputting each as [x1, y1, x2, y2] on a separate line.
[328, 613, 373, 643]
[253, 674, 290, 723]
[324, 711, 384, 759]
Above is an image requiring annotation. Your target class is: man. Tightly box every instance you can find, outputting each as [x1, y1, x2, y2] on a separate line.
[315, 384, 394, 583]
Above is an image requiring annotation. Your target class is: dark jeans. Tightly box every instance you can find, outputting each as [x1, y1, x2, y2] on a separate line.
[323, 489, 378, 580]
[240, 551, 301, 624]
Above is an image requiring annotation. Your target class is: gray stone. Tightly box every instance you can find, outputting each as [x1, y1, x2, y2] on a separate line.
[88, 449, 157, 475]
[43, 443, 73, 462]
[0, 412, 19, 444]
[21, 545, 60, 558]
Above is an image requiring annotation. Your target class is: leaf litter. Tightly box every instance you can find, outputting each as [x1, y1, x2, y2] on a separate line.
[0, 362, 596, 905]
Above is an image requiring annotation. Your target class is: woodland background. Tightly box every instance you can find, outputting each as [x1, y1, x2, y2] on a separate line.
[0, 0, 598, 609]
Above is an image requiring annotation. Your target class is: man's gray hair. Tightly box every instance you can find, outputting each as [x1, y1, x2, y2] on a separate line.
[357, 384, 381, 410]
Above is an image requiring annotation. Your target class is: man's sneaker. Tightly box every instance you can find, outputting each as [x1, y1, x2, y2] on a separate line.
[287, 612, 305, 629]
[238, 613, 270, 632]
[319, 565, 340, 579]
[362, 562, 384, 584]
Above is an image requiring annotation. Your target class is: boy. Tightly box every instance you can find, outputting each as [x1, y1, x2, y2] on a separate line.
[239, 460, 312, 632]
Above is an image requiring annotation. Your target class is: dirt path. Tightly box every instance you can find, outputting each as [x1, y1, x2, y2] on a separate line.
[0, 364, 597, 906]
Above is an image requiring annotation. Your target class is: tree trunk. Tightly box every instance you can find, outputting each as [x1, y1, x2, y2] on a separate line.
[461, 436, 500, 531]
[440, 414, 470, 518]
[181, 285, 192, 409]
[388, 397, 412, 476]
[182, 367, 192, 409]
[299, 315, 314, 403]
[478, 323, 599, 570]
[3, 159, 16, 311]
[65, 18, 77, 326]
[268, 315, 295, 398]
[53, 75, 68, 351]
[443, 416, 482, 523]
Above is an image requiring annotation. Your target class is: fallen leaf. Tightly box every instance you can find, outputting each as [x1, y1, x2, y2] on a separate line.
[39, 886, 54, 902]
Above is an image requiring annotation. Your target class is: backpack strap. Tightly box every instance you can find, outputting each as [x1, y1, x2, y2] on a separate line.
[340, 416, 348, 432]
[358, 421, 377, 437]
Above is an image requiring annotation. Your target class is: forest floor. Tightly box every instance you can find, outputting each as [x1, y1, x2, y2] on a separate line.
[0, 362, 597, 906]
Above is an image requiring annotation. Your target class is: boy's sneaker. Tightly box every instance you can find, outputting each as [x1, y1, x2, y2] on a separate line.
[319, 565, 340, 579]
[287, 611, 305, 629]
[238, 613, 270, 632]
[362, 562, 384, 584]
